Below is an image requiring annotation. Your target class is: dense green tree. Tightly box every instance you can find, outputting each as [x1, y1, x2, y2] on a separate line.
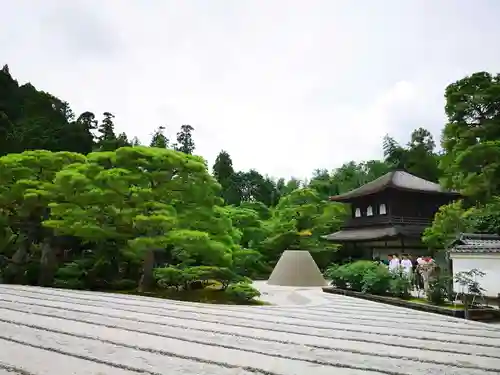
[150, 126, 169, 148]
[308, 169, 334, 200]
[0, 150, 86, 285]
[236, 170, 278, 206]
[225, 206, 268, 249]
[422, 198, 500, 252]
[440, 72, 500, 202]
[312, 160, 390, 197]
[0, 67, 95, 155]
[174, 124, 195, 154]
[383, 128, 440, 182]
[259, 188, 346, 268]
[276, 177, 302, 198]
[70, 111, 97, 154]
[212, 150, 241, 205]
[44, 146, 233, 291]
[239, 201, 271, 220]
[95, 112, 130, 151]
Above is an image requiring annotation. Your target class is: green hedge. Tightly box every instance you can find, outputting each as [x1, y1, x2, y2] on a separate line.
[324, 261, 411, 299]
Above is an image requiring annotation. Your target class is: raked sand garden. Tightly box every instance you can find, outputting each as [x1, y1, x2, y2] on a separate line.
[0, 282, 500, 375]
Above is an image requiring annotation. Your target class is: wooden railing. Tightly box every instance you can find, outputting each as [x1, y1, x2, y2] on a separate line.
[343, 215, 431, 229]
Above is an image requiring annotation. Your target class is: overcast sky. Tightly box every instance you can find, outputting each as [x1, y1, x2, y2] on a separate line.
[2, 0, 499, 179]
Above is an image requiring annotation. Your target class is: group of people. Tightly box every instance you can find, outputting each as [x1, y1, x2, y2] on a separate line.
[374, 253, 435, 290]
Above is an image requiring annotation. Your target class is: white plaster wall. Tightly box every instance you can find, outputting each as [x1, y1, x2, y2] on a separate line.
[450, 253, 500, 298]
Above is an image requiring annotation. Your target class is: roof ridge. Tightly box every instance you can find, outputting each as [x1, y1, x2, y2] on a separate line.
[329, 170, 460, 202]
[460, 232, 500, 240]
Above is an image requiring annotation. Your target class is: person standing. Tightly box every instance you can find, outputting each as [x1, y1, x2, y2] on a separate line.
[411, 255, 423, 291]
[401, 254, 413, 277]
[388, 253, 400, 272]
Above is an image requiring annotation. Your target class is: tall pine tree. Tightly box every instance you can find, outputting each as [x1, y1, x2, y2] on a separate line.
[213, 150, 241, 205]
[150, 126, 169, 148]
[174, 124, 195, 154]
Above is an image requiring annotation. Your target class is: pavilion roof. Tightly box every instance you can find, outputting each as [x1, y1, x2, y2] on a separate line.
[329, 170, 461, 203]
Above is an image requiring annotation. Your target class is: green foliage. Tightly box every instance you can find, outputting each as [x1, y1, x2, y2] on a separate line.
[326, 261, 410, 298]
[426, 274, 451, 305]
[174, 124, 195, 154]
[388, 275, 411, 299]
[149, 126, 169, 148]
[154, 266, 185, 289]
[258, 188, 346, 268]
[324, 264, 348, 288]
[225, 282, 261, 302]
[454, 269, 486, 301]
[361, 265, 392, 295]
[383, 128, 441, 182]
[422, 198, 500, 250]
[5, 65, 500, 306]
[440, 72, 500, 202]
[232, 248, 269, 278]
[154, 265, 245, 291]
[340, 261, 380, 292]
[422, 201, 472, 250]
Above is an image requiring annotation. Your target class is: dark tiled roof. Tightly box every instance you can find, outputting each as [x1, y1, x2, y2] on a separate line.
[321, 225, 424, 242]
[450, 245, 500, 253]
[329, 170, 461, 202]
[449, 233, 500, 253]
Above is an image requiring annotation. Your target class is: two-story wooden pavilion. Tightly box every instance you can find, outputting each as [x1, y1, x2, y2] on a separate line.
[322, 170, 461, 260]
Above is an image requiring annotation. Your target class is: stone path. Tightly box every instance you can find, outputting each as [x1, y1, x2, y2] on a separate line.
[0, 284, 499, 375]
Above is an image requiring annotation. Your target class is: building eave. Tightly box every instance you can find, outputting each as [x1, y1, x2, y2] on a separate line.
[328, 170, 461, 203]
[321, 225, 425, 243]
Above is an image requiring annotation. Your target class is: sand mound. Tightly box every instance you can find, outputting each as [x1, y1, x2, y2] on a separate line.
[267, 250, 327, 287]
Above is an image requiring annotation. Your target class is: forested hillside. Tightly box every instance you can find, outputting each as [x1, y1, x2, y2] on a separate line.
[1, 64, 500, 302]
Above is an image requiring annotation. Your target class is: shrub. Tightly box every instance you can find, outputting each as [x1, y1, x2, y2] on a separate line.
[361, 265, 392, 295]
[225, 282, 261, 302]
[324, 264, 348, 289]
[232, 249, 266, 278]
[426, 273, 452, 305]
[154, 266, 185, 290]
[210, 267, 244, 289]
[326, 261, 392, 293]
[389, 274, 411, 299]
[343, 261, 379, 292]
[154, 265, 244, 291]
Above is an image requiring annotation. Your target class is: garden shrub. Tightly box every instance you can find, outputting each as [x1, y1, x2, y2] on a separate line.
[154, 265, 244, 291]
[225, 282, 261, 302]
[343, 261, 379, 292]
[154, 266, 184, 290]
[388, 274, 411, 299]
[427, 273, 452, 305]
[232, 249, 267, 278]
[324, 264, 348, 288]
[361, 265, 392, 295]
[210, 267, 245, 289]
[326, 260, 413, 298]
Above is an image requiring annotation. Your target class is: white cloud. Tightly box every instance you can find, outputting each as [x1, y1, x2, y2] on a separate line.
[2, 0, 500, 179]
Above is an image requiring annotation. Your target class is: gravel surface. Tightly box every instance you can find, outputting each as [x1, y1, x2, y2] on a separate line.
[0, 283, 499, 375]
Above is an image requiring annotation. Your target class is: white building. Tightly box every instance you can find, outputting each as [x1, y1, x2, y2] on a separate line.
[448, 233, 500, 298]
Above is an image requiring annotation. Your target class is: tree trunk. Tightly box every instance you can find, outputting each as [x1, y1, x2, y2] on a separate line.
[10, 242, 29, 284]
[138, 250, 155, 292]
[38, 242, 57, 286]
